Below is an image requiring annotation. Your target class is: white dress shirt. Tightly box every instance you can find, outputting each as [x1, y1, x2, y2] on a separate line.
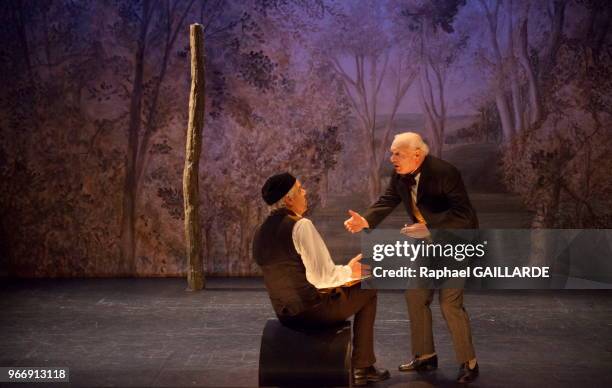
[292, 218, 353, 289]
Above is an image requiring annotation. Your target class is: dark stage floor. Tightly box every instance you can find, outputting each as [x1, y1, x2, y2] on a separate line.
[1, 278, 611, 387]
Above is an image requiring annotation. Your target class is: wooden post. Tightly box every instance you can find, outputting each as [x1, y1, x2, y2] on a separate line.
[183, 24, 205, 290]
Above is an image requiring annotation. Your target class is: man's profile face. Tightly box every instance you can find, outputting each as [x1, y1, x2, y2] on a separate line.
[390, 146, 421, 175]
[285, 180, 308, 216]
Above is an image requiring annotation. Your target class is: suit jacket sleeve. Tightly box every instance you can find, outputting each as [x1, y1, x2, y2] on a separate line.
[434, 166, 478, 229]
[362, 175, 402, 229]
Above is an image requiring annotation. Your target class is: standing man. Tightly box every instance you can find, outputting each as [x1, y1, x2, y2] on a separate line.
[253, 172, 390, 386]
[344, 132, 480, 383]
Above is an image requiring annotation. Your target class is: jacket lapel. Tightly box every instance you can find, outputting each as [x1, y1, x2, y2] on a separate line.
[416, 155, 431, 204]
[393, 172, 410, 202]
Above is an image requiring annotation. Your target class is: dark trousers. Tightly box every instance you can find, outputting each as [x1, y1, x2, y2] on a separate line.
[284, 284, 378, 368]
[405, 288, 475, 363]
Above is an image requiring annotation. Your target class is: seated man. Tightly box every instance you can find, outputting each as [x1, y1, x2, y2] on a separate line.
[252, 172, 390, 386]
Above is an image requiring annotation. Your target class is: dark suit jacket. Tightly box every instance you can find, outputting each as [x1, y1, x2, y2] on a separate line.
[363, 154, 478, 230]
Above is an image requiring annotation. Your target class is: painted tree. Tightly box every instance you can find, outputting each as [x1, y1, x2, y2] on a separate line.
[474, 0, 570, 142]
[319, 0, 418, 201]
[105, 0, 197, 275]
[501, 0, 612, 226]
[0, 0, 126, 276]
[392, 0, 467, 157]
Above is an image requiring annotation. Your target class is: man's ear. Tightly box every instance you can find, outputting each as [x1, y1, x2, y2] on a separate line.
[283, 196, 292, 207]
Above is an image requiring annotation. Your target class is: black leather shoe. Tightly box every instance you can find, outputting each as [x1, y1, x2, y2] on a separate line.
[353, 365, 390, 386]
[398, 355, 438, 372]
[457, 362, 479, 383]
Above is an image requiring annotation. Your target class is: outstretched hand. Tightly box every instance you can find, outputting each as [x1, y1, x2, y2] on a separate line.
[348, 253, 370, 279]
[344, 209, 369, 234]
[400, 223, 430, 239]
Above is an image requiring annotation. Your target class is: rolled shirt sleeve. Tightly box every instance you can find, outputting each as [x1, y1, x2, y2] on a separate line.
[292, 218, 353, 289]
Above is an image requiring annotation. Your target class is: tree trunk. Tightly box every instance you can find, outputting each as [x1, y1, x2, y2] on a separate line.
[183, 24, 206, 290]
[419, 80, 444, 157]
[507, 0, 523, 134]
[15, 3, 34, 89]
[495, 92, 515, 142]
[508, 11, 523, 134]
[135, 0, 196, 190]
[541, 0, 567, 78]
[518, 17, 541, 125]
[480, 0, 517, 142]
[433, 120, 444, 158]
[367, 155, 381, 203]
[510, 74, 523, 133]
[528, 180, 561, 266]
[119, 0, 151, 275]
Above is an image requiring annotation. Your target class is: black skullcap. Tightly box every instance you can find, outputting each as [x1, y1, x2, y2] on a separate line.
[261, 172, 296, 205]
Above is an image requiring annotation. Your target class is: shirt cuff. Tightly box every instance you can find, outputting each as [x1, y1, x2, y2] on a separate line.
[342, 264, 353, 281]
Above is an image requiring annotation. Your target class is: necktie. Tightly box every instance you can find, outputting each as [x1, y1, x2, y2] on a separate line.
[402, 171, 425, 224]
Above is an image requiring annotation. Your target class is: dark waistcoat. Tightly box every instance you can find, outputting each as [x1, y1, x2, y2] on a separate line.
[252, 208, 321, 318]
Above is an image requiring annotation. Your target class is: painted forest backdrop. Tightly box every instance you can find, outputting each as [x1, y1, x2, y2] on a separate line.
[1, 0, 611, 277]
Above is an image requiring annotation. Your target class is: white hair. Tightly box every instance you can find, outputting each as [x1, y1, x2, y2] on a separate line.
[391, 132, 430, 155]
[268, 182, 300, 212]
